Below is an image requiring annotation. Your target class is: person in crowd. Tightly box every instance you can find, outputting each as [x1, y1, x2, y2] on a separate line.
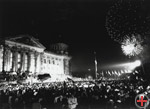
[32, 98, 42, 109]
[67, 94, 78, 109]
[0, 76, 149, 109]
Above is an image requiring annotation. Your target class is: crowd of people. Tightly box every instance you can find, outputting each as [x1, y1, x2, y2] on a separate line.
[0, 78, 150, 109]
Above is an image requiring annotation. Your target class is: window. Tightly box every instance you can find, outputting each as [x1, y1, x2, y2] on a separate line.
[44, 59, 46, 63]
[52, 58, 55, 64]
[53, 60, 55, 64]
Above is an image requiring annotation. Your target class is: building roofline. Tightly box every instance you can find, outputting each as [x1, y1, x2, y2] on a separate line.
[44, 50, 72, 59]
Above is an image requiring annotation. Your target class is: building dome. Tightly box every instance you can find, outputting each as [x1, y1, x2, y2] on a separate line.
[50, 43, 68, 55]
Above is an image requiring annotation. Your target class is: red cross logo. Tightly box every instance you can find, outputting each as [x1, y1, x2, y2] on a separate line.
[135, 94, 149, 108]
[137, 96, 147, 106]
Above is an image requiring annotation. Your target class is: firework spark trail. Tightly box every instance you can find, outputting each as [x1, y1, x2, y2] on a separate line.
[106, 0, 150, 43]
[121, 34, 143, 57]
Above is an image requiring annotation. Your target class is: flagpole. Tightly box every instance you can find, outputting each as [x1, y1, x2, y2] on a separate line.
[94, 51, 98, 79]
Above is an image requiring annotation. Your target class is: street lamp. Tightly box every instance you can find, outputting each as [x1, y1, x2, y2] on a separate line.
[94, 51, 98, 79]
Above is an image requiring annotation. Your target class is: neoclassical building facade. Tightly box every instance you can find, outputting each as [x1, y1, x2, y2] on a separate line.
[0, 35, 71, 80]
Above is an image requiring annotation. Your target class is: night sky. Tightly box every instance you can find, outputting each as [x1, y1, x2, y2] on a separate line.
[1, 0, 150, 73]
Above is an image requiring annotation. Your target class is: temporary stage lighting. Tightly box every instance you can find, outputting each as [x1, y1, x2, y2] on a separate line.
[127, 60, 141, 72]
[134, 60, 141, 67]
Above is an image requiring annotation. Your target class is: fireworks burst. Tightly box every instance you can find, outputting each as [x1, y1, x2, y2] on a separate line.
[106, 0, 150, 43]
[121, 34, 143, 57]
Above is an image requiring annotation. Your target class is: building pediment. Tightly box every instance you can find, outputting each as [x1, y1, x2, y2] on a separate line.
[6, 35, 46, 49]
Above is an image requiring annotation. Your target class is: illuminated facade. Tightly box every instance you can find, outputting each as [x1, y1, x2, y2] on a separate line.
[0, 35, 71, 80]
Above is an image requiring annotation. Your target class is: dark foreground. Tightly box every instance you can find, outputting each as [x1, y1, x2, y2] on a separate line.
[0, 79, 150, 109]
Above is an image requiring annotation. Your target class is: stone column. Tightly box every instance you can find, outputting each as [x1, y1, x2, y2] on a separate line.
[4, 46, 12, 72]
[2, 45, 5, 72]
[9, 50, 13, 72]
[0, 45, 3, 72]
[11, 50, 15, 72]
[14, 50, 18, 72]
[34, 51, 39, 73]
[27, 51, 31, 72]
[30, 52, 35, 73]
[20, 51, 24, 73]
[39, 52, 44, 73]
[11, 48, 18, 73]
[4, 48, 9, 71]
[63, 59, 66, 75]
[7, 49, 12, 71]
[21, 52, 26, 72]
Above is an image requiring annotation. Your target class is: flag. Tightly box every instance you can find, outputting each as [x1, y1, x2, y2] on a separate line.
[121, 70, 124, 74]
[114, 71, 118, 75]
[108, 71, 111, 75]
[94, 51, 97, 65]
[124, 70, 128, 73]
[102, 71, 104, 76]
[94, 59, 97, 65]
[112, 71, 114, 75]
[106, 71, 108, 74]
